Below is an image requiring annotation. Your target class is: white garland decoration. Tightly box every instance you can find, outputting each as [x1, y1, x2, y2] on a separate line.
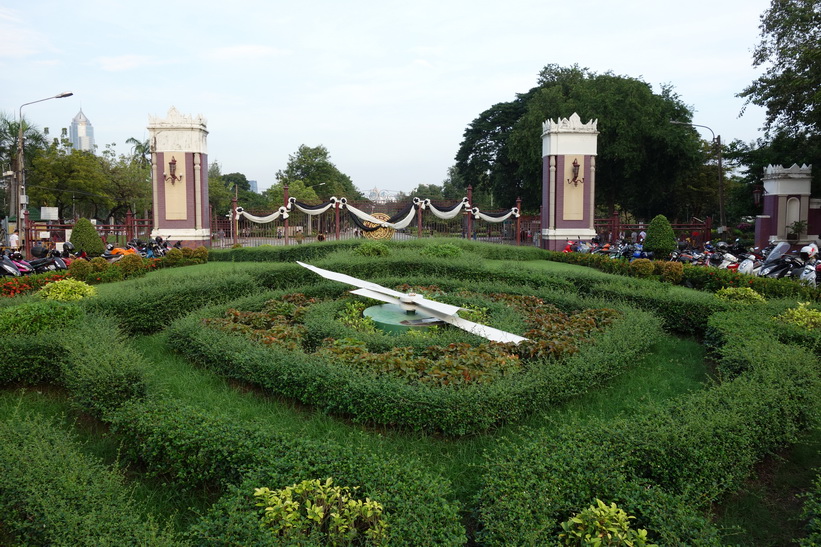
[232, 197, 517, 227]
[287, 196, 339, 215]
[471, 207, 520, 223]
[345, 202, 417, 229]
[234, 206, 289, 223]
[425, 197, 470, 219]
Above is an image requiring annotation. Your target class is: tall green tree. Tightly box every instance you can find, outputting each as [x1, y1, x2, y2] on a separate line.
[100, 144, 152, 220]
[275, 145, 362, 200]
[29, 137, 110, 221]
[125, 137, 151, 168]
[454, 65, 703, 220]
[739, 0, 821, 137]
[208, 161, 233, 216]
[263, 179, 321, 206]
[738, 0, 821, 191]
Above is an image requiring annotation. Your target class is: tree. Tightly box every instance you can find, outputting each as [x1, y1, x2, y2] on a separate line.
[739, 0, 821, 137]
[125, 137, 151, 168]
[100, 144, 152, 220]
[454, 65, 703, 220]
[208, 161, 233, 216]
[410, 183, 444, 200]
[69, 217, 105, 256]
[275, 145, 362, 199]
[263, 179, 321, 206]
[223, 172, 250, 193]
[643, 214, 677, 258]
[29, 137, 111, 221]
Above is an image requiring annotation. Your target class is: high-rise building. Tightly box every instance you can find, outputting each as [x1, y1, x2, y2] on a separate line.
[69, 109, 95, 152]
[248, 179, 258, 193]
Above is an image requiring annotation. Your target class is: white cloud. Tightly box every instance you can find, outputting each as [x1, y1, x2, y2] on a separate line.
[205, 45, 291, 62]
[93, 55, 169, 71]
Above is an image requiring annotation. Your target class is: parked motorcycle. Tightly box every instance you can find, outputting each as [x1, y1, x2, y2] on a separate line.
[0, 252, 21, 277]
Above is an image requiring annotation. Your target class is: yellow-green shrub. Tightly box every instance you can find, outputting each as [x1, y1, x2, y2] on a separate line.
[254, 478, 389, 545]
[777, 302, 821, 329]
[715, 287, 766, 305]
[659, 261, 684, 284]
[628, 258, 655, 279]
[36, 278, 96, 302]
[558, 499, 655, 546]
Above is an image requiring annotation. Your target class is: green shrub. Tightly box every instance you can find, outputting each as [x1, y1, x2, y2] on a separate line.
[117, 253, 147, 279]
[0, 300, 85, 335]
[97, 264, 124, 283]
[254, 478, 389, 545]
[628, 258, 655, 279]
[60, 315, 151, 416]
[777, 302, 821, 329]
[89, 256, 109, 272]
[181, 246, 195, 258]
[36, 278, 97, 301]
[657, 261, 683, 284]
[81, 271, 260, 334]
[164, 247, 184, 265]
[0, 413, 184, 546]
[643, 215, 676, 258]
[558, 499, 655, 546]
[67, 258, 92, 281]
[420, 243, 463, 258]
[110, 400, 467, 544]
[800, 473, 821, 546]
[69, 217, 105, 256]
[714, 286, 766, 305]
[193, 245, 209, 262]
[355, 241, 390, 257]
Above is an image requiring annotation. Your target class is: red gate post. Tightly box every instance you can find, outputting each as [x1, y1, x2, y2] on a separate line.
[704, 217, 712, 248]
[231, 193, 238, 247]
[467, 185, 473, 240]
[335, 200, 341, 240]
[417, 200, 423, 239]
[23, 209, 31, 256]
[125, 210, 134, 242]
[515, 196, 522, 246]
[283, 185, 289, 246]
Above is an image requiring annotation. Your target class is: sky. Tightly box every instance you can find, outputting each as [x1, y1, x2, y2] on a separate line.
[1, 0, 771, 197]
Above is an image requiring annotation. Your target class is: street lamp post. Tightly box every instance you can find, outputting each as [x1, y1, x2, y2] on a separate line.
[14, 92, 73, 253]
[670, 120, 725, 231]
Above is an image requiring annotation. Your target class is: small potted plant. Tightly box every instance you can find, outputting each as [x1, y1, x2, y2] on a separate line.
[787, 219, 807, 241]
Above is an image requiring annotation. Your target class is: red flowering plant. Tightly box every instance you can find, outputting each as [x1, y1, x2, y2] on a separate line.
[1, 272, 66, 298]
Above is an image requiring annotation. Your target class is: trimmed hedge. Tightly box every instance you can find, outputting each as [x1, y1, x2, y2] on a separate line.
[542, 249, 820, 302]
[80, 271, 260, 334]
[0, 308, 149, 417]
[476, 305, 821, 545]
[0, 412, 184, 546]
[168, 280, 660, 435]
[108, 400, 467, 545]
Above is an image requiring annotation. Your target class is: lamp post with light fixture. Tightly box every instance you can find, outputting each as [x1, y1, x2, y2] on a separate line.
[670, 120, 725, 231]
[14, 92, 74, 253]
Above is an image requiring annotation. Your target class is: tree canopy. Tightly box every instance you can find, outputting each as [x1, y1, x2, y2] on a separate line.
[454, 65, 706, 220]
[274, 145, 362, 200]
[740, 0, 821, 137]
[738, 0, 821, 191]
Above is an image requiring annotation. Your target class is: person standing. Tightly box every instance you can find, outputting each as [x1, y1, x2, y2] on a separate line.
[9, 230, 19, 250]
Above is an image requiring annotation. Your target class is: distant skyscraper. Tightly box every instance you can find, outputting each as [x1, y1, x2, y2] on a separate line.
[248, 179, 258, 193]
[69, 109, 95, 152]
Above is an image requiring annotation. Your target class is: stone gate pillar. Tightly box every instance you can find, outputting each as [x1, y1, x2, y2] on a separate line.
[540, 113, 598, 250]
[148, 107, 210, 247]
[755, 164, 815, 248]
